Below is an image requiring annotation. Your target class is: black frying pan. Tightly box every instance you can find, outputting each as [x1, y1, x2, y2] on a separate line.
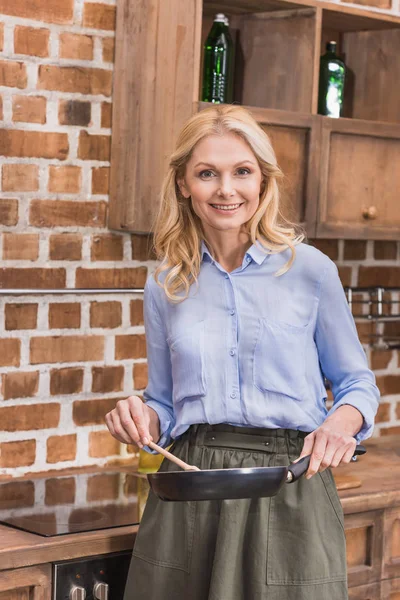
[148, 445, 366, 501]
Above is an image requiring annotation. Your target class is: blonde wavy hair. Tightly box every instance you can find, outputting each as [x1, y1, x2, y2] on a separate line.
[152, 104, 306, 303]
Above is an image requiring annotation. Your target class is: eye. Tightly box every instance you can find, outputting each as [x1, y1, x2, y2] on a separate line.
[237, 168, 251, 175]
[199, 170, 214, 179]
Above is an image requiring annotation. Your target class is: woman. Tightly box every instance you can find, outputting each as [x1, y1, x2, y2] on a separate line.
[105, 105, 380, 600]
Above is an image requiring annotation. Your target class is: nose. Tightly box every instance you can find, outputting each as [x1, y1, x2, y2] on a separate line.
[217, 175, 236, 198]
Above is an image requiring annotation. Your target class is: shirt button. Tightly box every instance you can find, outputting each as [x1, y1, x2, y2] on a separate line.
[230, 392, 237, 399]
[224, 274, 229, 279]
[246, 256, 251, 262]
[229, 349, 235, 356]
[230, 310, 235, 316]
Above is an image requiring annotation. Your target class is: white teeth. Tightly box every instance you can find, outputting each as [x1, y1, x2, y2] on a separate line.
[211, 204, 242, 211]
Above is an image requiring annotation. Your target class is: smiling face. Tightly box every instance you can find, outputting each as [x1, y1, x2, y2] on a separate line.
[177, 133, 264, 238]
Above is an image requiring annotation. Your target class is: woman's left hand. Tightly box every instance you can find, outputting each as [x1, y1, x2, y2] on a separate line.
[293, 405, 363, 479]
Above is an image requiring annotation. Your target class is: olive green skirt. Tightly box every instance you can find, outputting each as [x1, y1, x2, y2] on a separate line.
[124, 424, 348, 600]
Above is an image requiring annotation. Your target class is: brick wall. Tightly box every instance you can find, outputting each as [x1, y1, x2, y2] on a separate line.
[0, 0, 399, 478]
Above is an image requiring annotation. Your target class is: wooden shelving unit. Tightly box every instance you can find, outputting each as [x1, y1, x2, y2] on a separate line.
[109, 0, 400, 239]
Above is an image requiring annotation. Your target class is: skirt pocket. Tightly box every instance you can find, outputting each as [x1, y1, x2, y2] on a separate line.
[132, 488, 197, 572]
[266, 467, 347, 585]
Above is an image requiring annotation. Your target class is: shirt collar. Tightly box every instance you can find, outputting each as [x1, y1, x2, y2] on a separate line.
[200, 240, 270, 266]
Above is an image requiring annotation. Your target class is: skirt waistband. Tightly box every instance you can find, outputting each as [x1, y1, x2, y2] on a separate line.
[179, 424, 310, 455]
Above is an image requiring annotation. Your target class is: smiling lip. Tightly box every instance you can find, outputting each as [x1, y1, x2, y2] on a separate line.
[210, 203, 243, 212]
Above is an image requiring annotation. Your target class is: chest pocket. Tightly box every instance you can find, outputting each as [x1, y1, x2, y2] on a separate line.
[253, 318, 309, 401]
[168, 320, 207, 403]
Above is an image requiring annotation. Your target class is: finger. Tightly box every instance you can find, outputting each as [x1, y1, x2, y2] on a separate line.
[108, 411, 134, 445]
[318, 440, 342, 473]
[336, 440, 357, 466]
[127, 398, 152, 445]
[307, 433, 328, 478]
[292, 433, 315, 463]
[117, 400, 144, 447]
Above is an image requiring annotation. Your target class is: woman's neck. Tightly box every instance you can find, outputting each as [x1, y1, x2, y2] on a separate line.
[203, 233, 253, 273]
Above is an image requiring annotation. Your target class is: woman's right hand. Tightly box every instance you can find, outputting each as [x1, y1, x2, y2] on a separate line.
[105, 396, 158, 449]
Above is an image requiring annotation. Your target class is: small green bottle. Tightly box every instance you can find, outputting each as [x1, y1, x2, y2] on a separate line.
[318, 41, 346, 118]
[202, 13, 233, 104]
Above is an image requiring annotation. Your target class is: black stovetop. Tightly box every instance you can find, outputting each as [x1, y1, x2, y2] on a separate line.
[0, 469, 143, 537]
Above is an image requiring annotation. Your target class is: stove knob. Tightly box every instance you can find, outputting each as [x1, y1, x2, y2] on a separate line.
[93, 582, 109, 600]
[69, 586, 86, 600]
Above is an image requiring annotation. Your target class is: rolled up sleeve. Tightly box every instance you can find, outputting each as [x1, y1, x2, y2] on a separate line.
[315, 260, 380, 443]
[141, 278, 175, 454]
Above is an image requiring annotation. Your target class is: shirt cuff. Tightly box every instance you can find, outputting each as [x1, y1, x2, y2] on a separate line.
[326, 397, 376, 443]
[141, 400, 173, 454]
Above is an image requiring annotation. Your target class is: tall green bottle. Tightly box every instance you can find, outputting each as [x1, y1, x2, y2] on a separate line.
[202, 13, 233, 104]
[318, 41, 346, 118]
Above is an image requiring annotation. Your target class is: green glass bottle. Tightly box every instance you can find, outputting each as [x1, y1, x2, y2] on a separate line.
[318, 41, 346, 118]
[202, 13, 233, 104]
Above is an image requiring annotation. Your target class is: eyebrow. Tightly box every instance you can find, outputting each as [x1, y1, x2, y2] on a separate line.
[194, 160, 256, 169]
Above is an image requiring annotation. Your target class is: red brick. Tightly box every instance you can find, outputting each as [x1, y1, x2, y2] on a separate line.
[50, 367, 84, 395]
[45, 477, 75, 504]
[30, 336, 104, 364]
[370, 349, 393, 371]
[343, 240, 367, 261]
[49, 233, 82, 261]
[3, 233, 39, 260]
[30, 200, 107, 228]
[0, 440, 36, 467]
[0, 339, 21, 367]
[91, 234, 123, 261]
[337, 266, 351, 287]
[12, 95, 46, 124]
[0, 199, 18, 225]
[375, 374, 400, 396]
[308, 239, 338, 260]
[38, 65, 112, 96]
[0, 481, 34, 509]
[89, 430, 120, 458]
[130, 299, 144, 326]
[0, 130, 68, 159]
[47, 434, 77, 463]
[2, 370, 39, 399]
[115, 335, 146, 360]
[374, 241, 398, 260]
[73, 397, 121, 426]
[92, 365, 124, 393]
[0, 403, 60, 431]
[101, 101, 112, 128]
[78, 131, 111, 161]
[375, 402, 391, 423]
[59, 100, 91, 126]
[0, 93, 3, 119]
[59, 33, 93, 60]
[0, 60, 27, 88]
[102, 38, 115, 63]
[2, 163, 39, 191]
[5, 303, 37, 330]
[133, 363, 147, 390]
[92, 166, 109, 194]
[131, 234, 157, 260]
[76, 267, 147, 289]
[48, 165, 81, 193]
[0, 0, 74, 24]
[83, 3, 116, 30]
[342, 0, 390, 9]
[14, 26, 49, 57]
[380, 426, 400, 436]
[87, 473, 119, 502]
[0, 268, 65, 289]
[0, 22, 3, 52]
[90, 301, 122, 328]
[358, 267, 400, 287]
[48, 303, 81, 329]
[397, 402, 400, 420]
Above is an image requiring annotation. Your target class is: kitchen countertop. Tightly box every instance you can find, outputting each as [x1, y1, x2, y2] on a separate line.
[0, 435, 398, 572]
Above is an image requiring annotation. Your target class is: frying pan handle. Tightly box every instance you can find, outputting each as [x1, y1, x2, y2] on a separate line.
[287, 444, 366, 483]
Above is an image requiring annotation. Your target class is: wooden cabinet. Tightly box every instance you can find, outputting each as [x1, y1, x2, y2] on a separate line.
[0, 564, 51, 600]
[110, 0, 400, 239]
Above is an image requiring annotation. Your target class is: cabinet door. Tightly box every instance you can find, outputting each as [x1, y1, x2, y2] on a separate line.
[316, 117, 400, 240]
[345, 510, 384, 588]
[383, 506, 400, 581]
[0, 564, 51, 600]
[109, 0, 202, 233]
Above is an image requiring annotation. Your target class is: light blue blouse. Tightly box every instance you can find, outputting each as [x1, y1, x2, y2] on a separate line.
[142, 240, 380, 453]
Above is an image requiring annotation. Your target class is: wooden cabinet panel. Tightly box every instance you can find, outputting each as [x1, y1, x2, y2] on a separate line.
[383, 506, 400, 581]
[382, 577, 400, 600]
[0, 565, 51, 600]
[109, 0, 202, 233]
[348, 581, 382, 600]
[344, 510, 384, 588]
[316, 117, 400, 239]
